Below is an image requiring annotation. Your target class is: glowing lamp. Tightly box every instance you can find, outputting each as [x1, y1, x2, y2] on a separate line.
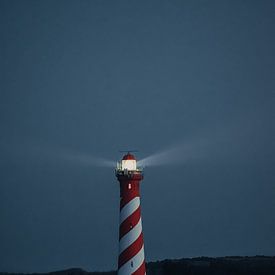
[118, 153, 137, 171]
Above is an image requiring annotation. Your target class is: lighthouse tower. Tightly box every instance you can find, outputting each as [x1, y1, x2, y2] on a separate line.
[115, 153, 146, 275]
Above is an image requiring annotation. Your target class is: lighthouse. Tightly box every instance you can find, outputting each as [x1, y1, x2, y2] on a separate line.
[115, 153, 146, 275]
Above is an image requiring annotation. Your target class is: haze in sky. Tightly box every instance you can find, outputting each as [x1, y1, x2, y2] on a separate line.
[0, 0, 274, 273]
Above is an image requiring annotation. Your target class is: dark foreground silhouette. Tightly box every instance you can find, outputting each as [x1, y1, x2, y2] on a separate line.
[1, 256, 275, 275]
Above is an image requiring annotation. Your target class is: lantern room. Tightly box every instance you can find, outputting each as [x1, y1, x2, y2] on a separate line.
[116, 153, 137, 171]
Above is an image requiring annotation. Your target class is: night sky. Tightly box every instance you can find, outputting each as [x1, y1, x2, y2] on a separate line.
[0, 0, 274, 273]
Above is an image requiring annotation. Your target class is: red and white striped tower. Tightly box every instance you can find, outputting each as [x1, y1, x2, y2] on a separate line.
[115, 153, 146, 275]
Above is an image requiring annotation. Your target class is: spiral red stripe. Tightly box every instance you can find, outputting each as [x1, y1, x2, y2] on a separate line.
[118, 232, 144, 268]
[120, 193, 139, 209]
[118, 196, 145, 274]
[119, 206, 141, 239]
[119, 182, 140, 209]
[132, 260, 146, 275]
[118, 245, 145, 274]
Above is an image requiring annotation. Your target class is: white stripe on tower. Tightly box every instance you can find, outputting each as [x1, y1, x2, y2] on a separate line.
[120, 197, 140, 223]
[118, 245, 145, 275]
[119, 217, 142, 253]
[118, 196, 145, 275]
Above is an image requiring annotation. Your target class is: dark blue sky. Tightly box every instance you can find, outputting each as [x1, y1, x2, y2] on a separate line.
[0, 0, 274, 272]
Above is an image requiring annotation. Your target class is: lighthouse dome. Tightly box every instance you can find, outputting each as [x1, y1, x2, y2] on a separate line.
[122, 153, 136, 160]
[121, 153, 137, 170]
